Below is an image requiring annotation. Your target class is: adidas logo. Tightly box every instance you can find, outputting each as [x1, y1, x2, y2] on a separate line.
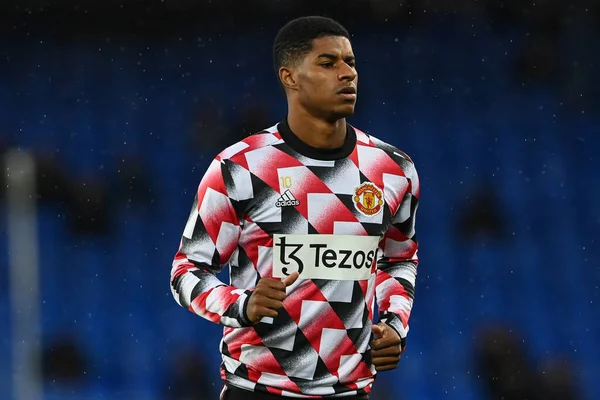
[275, 190, 300, 207]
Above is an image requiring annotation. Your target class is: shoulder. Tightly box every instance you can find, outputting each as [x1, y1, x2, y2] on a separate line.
[353, 126, 420, 197]
[352, 125, 417, 174]
[215, 124, 282, 163]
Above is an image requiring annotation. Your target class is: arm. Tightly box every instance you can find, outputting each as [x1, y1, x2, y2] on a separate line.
[375, 162, 420, 349]
[170, 158, 253, 328]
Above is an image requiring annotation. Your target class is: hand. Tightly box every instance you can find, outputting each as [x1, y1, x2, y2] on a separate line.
[370, 322, 403, 372]
[246, 272, 299, 323]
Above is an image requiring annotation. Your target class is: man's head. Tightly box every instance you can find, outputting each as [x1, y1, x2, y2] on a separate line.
[273, 16, 357, 122]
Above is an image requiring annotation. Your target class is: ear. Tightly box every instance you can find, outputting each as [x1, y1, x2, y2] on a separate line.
[279, 66, 298, 91]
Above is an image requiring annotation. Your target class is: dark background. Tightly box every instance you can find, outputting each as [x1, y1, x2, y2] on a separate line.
[1, 1, 598, 399]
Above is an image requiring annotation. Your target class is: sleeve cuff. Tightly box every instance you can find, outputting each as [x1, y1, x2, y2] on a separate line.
[239, 289, 254, 327]
[379, 312, 408, 350]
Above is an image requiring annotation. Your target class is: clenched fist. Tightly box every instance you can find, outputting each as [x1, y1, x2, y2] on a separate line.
[246, 272, 299, 323]
[370, 322, 403, 371]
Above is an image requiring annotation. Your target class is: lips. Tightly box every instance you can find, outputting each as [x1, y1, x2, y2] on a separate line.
[338, 86, 357, 95]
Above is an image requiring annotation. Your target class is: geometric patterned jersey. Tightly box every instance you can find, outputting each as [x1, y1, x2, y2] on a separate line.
[170, 119, 420, 398]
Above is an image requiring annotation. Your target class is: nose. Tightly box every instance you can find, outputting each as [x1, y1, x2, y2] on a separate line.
[339, 63, 357, 82]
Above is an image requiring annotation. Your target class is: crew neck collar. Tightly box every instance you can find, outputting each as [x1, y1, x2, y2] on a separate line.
[277, 118, 356, 161]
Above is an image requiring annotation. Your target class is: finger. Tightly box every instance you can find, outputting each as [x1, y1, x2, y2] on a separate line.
[253, 305, 279, 320]
[370, 334, 401, 349]
[370, 340, 381, 350]
[370, 339, 390, 350]
[258, 278, 287, 291]
[375, 364, 397, 372]
[282, 271, 300, 287]
[371, 356, 400, 367]
[371, 347, 401, 358]
[256, 288, 287, 302]
[371, 340, 400, 351]
[255, 297, 285, 311]
[371, 324, 383, 338]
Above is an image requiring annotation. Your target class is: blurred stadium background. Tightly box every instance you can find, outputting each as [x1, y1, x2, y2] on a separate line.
[1, 1, 599, 399]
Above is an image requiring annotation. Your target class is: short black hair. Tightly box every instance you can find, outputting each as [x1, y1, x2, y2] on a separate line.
[273, 16, 350, 73]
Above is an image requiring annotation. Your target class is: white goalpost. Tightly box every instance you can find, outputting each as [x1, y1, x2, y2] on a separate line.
[5, 149, 43, 400]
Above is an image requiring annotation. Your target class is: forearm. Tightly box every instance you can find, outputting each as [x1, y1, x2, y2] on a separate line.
[375, 260, 417, 342]
[171, 258, 253, 328]
[170, 155, 249, 327]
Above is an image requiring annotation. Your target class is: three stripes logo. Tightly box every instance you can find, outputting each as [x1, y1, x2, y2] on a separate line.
[275, 190, 300, 207]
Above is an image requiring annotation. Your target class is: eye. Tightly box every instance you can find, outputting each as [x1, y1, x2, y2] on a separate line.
[320, 62, 334, 68]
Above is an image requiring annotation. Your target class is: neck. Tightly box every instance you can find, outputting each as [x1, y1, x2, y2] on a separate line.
[286, 106, 347, 149]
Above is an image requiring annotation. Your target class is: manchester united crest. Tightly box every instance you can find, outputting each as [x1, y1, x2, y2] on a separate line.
[353, 182, 384, 216]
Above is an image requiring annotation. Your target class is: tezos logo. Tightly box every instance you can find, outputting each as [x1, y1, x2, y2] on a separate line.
[274, 236, 377, 277]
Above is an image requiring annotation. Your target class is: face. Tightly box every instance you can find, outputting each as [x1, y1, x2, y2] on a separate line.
[281, 36, 358, 122]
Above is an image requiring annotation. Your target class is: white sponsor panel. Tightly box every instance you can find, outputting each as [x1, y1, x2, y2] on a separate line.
[272, 234, 380, 281]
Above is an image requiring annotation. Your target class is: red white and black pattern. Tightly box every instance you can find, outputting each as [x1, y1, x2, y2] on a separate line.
[171, 121, 420, 398]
